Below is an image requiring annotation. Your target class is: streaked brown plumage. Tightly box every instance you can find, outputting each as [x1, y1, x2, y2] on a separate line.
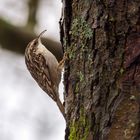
[25, 30, 66, 119]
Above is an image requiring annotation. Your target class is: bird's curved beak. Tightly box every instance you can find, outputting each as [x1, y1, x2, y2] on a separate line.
[37, 30, 47, 40]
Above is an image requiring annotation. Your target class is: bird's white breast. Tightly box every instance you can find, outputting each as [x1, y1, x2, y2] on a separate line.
[36, 42, 59, 67]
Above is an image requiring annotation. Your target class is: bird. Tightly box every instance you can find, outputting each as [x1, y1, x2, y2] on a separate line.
[25, 30, 67, 119]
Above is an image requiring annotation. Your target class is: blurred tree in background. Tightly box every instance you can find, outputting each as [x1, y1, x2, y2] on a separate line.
[26, 0, 38, 30]
[0, 0, 63, 61]
[0, 1, 65, 140]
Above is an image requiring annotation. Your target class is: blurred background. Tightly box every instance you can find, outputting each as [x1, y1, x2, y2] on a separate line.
[0, 0, 65, 140]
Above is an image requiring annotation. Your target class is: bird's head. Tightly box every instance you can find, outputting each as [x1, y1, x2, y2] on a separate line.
[31, 29, 47, 47]
[25, 30, 47, 59]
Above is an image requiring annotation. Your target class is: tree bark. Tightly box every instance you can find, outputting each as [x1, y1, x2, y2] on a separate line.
[60, 0, 140, 139]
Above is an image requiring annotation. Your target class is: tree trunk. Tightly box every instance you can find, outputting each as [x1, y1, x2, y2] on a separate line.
[60, 0, 140, 139]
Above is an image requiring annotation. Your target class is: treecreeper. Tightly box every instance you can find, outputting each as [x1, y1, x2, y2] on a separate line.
[25, 30, 67, 119]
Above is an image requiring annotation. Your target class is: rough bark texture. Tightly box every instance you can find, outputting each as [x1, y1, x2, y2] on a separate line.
[60, 0, 140, 140]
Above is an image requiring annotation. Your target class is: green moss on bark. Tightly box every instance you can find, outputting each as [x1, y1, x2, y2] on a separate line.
[69, 107, 91, 140]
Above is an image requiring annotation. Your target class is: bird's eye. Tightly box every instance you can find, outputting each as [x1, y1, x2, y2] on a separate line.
[34, 41, 37, 46]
